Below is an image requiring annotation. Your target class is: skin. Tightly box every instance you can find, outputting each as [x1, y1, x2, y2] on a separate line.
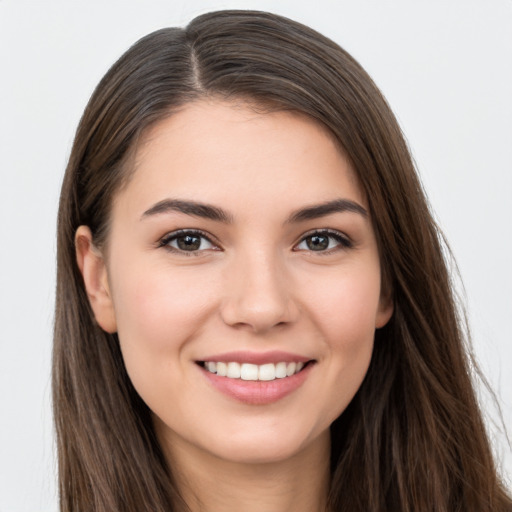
[76, 100, 393, 512]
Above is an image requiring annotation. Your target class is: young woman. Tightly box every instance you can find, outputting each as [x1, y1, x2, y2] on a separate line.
[53, 9, 512, 512]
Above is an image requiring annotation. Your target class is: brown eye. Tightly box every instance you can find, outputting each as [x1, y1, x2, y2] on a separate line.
[176, 234, 202, 251]
[160, 230, 216, 253]
[295, 230, 352, 252]
[306, 234, 329, 251]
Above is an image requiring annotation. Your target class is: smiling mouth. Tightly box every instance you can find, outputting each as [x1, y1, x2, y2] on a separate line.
[197, 360, 313, 381]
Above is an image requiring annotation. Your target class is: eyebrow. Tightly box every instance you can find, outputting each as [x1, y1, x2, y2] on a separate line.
[287, 199, 368, 223]
[141, 199, 233, 223]
[141, 197, 367, 223]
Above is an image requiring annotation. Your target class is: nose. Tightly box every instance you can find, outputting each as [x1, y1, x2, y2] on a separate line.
[220, 249, 298, 334]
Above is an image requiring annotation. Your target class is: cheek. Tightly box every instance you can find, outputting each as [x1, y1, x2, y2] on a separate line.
[110, 265, 223, 426]
[301, 265, 381, 420]
[109, 261, 219, 379]
[306, 265, 383, 343]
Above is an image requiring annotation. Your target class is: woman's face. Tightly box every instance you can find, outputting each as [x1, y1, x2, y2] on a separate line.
[79, 100, 392, 465]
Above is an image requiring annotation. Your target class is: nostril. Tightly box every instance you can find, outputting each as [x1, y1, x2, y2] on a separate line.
[220, 300, 298, 333]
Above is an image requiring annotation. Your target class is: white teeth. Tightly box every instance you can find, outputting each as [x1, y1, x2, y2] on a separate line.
[203, 361, 307, 381]
[275, 362, 287, 379]
[216, 362, 227, 377]
[227, 362, 241, 378]
[258, 363, 275, 381]
[240, 363, 258, 381]
[286, 362, 296, 376]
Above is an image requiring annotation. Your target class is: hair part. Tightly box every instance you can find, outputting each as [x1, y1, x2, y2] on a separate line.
[54, 10, 512, 512]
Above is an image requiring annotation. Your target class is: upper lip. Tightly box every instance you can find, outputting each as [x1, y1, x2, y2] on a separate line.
[197, 350, 313, 365]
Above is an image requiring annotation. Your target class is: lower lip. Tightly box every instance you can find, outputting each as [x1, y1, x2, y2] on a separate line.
[200, 363, 314, 405]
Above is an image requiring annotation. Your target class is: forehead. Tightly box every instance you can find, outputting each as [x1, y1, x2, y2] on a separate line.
[115, 99, 365, 219]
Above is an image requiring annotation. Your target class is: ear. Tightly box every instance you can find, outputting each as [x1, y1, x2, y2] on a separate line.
[75, 226, 117, 333]
[375, 289, 394, 329]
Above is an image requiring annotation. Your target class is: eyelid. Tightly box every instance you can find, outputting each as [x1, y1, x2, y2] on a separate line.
[158, 229, 221, 253]
[157, 228, 352, 255]
[293, 228, 353, 252]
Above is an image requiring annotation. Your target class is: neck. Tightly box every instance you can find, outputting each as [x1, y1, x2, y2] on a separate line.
[159, 429, 331, 512]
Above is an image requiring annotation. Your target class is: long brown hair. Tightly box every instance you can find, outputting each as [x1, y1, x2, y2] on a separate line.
[54, 10, 511, 511]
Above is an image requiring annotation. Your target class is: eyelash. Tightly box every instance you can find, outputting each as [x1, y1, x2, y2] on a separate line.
[158, 229, 219, 256]
[293, 229, 353, 254]
[158, 228, 353, 256]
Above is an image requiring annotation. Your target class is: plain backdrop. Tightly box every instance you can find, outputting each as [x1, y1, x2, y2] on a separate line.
[1, 1, 511, 510]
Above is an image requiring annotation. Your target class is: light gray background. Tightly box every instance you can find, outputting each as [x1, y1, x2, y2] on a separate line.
[1, 1, 511, 510]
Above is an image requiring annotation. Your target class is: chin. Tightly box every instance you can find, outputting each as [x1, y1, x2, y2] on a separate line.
[214, 440, 301, 465]
[198, 422, 330, 466]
